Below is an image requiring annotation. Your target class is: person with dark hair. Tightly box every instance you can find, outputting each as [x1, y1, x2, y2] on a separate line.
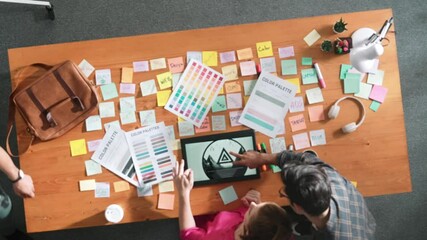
[231, 148, 376, 240]
[173, 160, 294, 240]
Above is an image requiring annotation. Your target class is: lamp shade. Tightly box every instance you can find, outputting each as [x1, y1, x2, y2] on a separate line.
[350, 28, 384, 73]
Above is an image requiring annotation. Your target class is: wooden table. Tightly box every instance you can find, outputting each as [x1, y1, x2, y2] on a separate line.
[8, 8, 411, 233]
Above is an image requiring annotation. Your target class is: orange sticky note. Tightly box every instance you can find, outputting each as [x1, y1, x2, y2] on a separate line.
[70, 139, 87, 156]
[157, 90, 172, 107]
[256, 41, 273, 58]
[158, 193, 175, 210]
[121, 67, 133, 83]
[289, 114, 307, 132]
[167, 57, 185, 73]
[287, 78, 301, 93]
[225, 81, 241, 93]
[308, 105, 325, 122]
[202, 51, 218, 66]
[113, 181, 130, 192]
[237, 48, 253, 60]
[195, 117, 211, 133]
[351, 181, 358, 188]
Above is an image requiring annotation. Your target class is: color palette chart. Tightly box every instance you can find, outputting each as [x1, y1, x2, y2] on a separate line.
[125, 122, 175, 186]
[165, 59, 225, 127]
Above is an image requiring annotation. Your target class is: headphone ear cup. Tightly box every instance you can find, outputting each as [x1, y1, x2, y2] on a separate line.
[328, 105, 340, 119]
[342, 122, 357, 133]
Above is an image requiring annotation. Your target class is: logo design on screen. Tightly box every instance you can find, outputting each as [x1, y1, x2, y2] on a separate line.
[202, 139, 248, 180]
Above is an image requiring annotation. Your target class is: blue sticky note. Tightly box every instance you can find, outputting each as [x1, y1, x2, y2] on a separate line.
[186, 51, 202, 63]
[301, 57, 313, 66]
[281, 59, 297, 75]
[370, 101, 381, 112]
[340, 64, 353, 80]
[219, 186, 238, 205]
[100, 83, 118, 100]
[301, 68, 318, 84]
[212, 95, 227, 112]
[344, 77, 360, 94]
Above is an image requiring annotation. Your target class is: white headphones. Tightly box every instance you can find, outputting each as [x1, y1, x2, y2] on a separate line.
[328, 96, 366, 134]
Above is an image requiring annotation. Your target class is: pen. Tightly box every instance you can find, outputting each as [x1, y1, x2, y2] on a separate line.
[313, 62, 326, 88]
[260, 143, 271, 171]
[256, 143, 267, 171]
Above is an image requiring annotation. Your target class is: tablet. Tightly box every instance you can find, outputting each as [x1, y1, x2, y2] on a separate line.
[180, 129, 259, 186]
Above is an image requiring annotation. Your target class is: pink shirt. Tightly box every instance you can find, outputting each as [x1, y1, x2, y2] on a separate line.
[180, 206, 248, 240]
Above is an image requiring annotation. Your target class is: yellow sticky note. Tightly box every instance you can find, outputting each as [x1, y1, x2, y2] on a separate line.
[158, 193, 175, 210]
[121, 67, 133, 83]
[237, 48, 253, 60]
[222, 65, 238, 81]
[178, 116, 186, 122]
[304, 29, 321, 46]
[157, 72, 173, 90]
[256, 41, 273, 58]
[159, 180, 174, 193]
[202, 51, 218, 66]
[157, 90, 171, 107]
[244, 96, 250, 105]
[287, 78, 301, 93]
[79, 179, 96, 191]
[218, 87, 224, 94]
[351, 181, 358, 188]
[225, 81, 242, 93]
[70, 139, 87, 156]
[113, 181, 130, 192]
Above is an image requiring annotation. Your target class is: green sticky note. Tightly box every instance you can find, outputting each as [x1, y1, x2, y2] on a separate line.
[302, 57, 313, 66]
[281, 59, 297, 75]
[340, 64, 353, 80]
[100, 83, 118, 100]
[344, 77, 360, 94]
[370, 101, 381, 112]
[271, 165, 282, 173]
[345, 72, 361, 82]
[301, 68, 318, 84]
[212, 95, 227, 112]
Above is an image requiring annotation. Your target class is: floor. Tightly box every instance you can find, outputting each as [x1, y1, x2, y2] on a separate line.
[0, 1, 426, 239]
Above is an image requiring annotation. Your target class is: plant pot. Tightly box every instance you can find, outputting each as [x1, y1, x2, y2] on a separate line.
[334, 37, 352, 54]
[320, 40, 333, 52]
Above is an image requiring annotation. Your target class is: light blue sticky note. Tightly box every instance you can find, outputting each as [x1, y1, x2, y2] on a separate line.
[301, 68, 318, 84]
[219, 186, 238, 205]
[137, 184, 153, 197]
[260, 57, 277, 73]
[301, 57, 313, 66]
[85, 160, 102, 176]
[271, 165, 282, 173]
[119, 97, 136, 113]
[120, 111, 137, 125]
[344, 77, 360, 94]
[100, 83, 118, 100]
[139, 110, 156, 126]
[345, 72, 362, 82]
[370, 101, 381, 112]
[212, 95, 227, 112]
[95, 182, 110, 198]
[178, 121, 195, 137]
[243, 80, 257, 96]
[340, 64, 353, 80]
[85, 115, 102, 132]
[281, 59, 297, 75]
[186, 51, 202, 63]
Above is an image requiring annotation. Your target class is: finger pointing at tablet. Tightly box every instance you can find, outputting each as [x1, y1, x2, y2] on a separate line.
[230, 151, 263, 168]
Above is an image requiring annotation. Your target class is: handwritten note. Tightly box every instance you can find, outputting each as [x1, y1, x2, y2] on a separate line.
[222, 64, 238, 81]
[306, 87, 324, 104]
[303, 29, 321, 46]
[237, 48, 253, 60]
[219, 186, 238, 205]
[121, 67, 133, 83]
[157, 72, 173, 90]
[301, 68, 318, 84]
[150, 58, 167, 70]
[212, 95, 227, 112]
[202, 51, 218, 66]
[308, 105, 325, 122]
[195, 117, 211, 133]
[178, 121, 195, 137]
[354, 82, 373, 100]
[133, 61, 149, 72]
[220, 51, 236, 64]
[119, 97, 136, 113]
[260, 57, 277, 73]
[159, 180, 175, 193]
[226, 93, 242, 109]
[158, 193, 175, 210]
[225, 81, 241, 93]
[240, 61, 257, 76]
[87, 139, 102, 152]
[95, 69, 112, 85]
[287, 78, 301, 93]
[104, 120, 120, 131]
[100, 83, 118, 100]
[79, 179, 96, 191]
[289, 96, 305, 113]
[212, 115, 226, 131]
[289, 114, 307, 132]
[85, 160, 102, 176]
[120, 111, 137, 125]
[140, 79, 157, 96]
[95, 182, 110, 198]
[167, 57, 185, 73]
[139, 110, 156, 126]
[292, 132, 311, 150]
[243, 80, 256, 96]
[256, 41, 273, 58]
[369, 85, 388, 103]
[78, 59, 95, 78]
[70, 139, 87, 156]
[281, 59, 297, 75]
[157, 90, 172, 107]
[85, 115, 102, 132]
[278, 46, 295, 58]
[120, 83, 136, 94]
[229, 110, 243, 127]
[309, 129, 326, 146]
[270, 137, 286, 153]
[99, 102, 115, 118]
[186, 51, 202, 63]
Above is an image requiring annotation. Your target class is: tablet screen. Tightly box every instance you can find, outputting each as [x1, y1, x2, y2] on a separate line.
[181, 130, 259, 186]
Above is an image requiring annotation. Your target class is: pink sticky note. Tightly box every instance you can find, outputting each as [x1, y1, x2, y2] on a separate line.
[133, 61, 149, 72]
[167, 57, 185, 73]
[119, 83, 136, 94]
[87, 139, 102, 152]
[308, 105, 325, 122]
[369, 85, 388, 103]
[220, 51, 236, 64]
[289, 114, 307, 132]
[292, 132, 311, 150]
[278, 46, 295, 58]
[158, 193, 175, 210]
[240, 61, 257, 76]
[195, 117, 211, 133]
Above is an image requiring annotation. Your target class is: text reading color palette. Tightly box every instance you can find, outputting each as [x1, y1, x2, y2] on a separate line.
[165, 59, 226, 127]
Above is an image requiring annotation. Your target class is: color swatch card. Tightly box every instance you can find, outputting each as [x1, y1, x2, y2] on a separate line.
[91, 126, 139, 187]
[165, 59, 226, 127]
[239, 72, 297, 138]
[125, 122, 176, 186]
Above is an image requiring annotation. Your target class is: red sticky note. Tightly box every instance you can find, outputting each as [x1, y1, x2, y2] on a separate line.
[167, 57, 185, 74]
[308, 105, 325, 122]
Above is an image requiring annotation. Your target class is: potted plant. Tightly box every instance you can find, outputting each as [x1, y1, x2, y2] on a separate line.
[321, 40, 333, 52]
[334, 37, 352, 54]
[333, 18, 348, 34]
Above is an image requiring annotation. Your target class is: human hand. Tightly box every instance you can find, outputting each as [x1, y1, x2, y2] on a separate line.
[173, 160, 194, 199]
[241, 189, 261, 207]
[230, 150, 263, 169]
[13, 174, 35, 198]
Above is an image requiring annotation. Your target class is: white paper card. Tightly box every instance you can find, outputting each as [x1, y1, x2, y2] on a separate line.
[306, 87, 324, 104]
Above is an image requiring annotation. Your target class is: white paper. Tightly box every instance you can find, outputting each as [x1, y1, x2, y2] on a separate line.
[306, 87, 324, 104]
[309, 129, 327, 146]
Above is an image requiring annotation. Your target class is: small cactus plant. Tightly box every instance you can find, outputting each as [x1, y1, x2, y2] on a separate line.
[333, 18, 348, 33]
[321, 40, 333, 52]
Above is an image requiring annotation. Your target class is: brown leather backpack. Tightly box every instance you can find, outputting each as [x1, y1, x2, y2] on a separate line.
[6, 60, 98, 155]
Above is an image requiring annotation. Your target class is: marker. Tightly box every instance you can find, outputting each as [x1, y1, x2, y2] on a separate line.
[260, 143, 270, 171]
[313, 62, 326, 88]
[256, 63, 262, 77]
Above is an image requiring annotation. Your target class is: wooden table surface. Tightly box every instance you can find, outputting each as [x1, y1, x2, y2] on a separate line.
[8, 8, 411, 233]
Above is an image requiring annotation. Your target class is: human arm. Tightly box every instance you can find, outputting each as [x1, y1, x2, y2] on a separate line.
[0, 147, 35, 198]
[173, 160, 196, 231]
[230, 150, 279, 169]
[240, 189, 261, 207]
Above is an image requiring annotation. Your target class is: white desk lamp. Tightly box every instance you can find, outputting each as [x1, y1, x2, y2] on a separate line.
[350, 17, 393, 73]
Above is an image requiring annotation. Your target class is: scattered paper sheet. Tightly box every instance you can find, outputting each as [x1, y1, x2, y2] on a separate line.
[202, 51, 218, 66]
[219, 186, 238, 205]
[260, 57, 277, 73]
[100, 83, 119, 101]
[289, 114, 307, 132]
[139, 110, 156, 126]
[92, 126, 139, 187]
[195, 117, 211, 133]
[286, 78, 301, 93]
[237, 48, 253, 60]
[278, 46, 295, 58]
[85, 160, 102, 176]
[229, 110, 243, 127]
[225, 81, 241, 93]
[159, 180, 174, 193]
[178, 121, 195, 137]
[157, 72, 173, 90]
[370, 101, 381, 112]
[167, 57, 185, 73]
[157, 90, 172, 107]
[133, 61, 149, 72]
[281, 59, 297, 75]
[87, 139, 103, 152]
[226, 93, 242, 109]
[355, 82, 373, 99]
[70, 139, 87, 156]
[308, 105, 325, 122]
[86, 115, 102, 132]
[301, 68, 318, 84]
[140, 79, 158, 96]
[289, 96, 305, 113]
[137, 184, 153, 197]
[121, 67, 133, 83]
[120, 111, 137, 125]
[187, 51, 202, 63]
[292, 132, 311, 150]
[369, 85, 388, 103]
[222, 64, 239, 81]
[367, 70, 384, 85]
[239, 72, 297, 138]
[150, 58, 167, 70]
[256, 41, 273, 58]
[243, 80, 257, 96]
[95, 69, 112, 85]
[306, 87, 324, 104]
[304, 29, 321, 46]
[120, 97, 136, 113]
[165, 59, 226, 127]
[120, 83, 136, 94]
[158, 193, 175, 210]
[309, 129, 326, 146]
[95, 182, 110, 198]
[79, 179, 96, 191]
[113, 181, 130, 192]
[78, 59, 95, 78]
[212, 115, 226, 131]
[240, 61, 257, 76]
[220, 51, 236, 64]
